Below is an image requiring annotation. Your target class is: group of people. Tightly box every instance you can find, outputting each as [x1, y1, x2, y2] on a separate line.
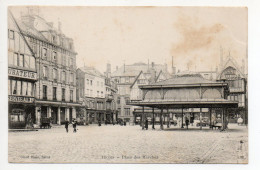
[64, 118, 77, 133]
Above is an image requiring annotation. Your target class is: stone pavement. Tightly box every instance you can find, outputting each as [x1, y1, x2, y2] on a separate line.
[8, 123, 248, 164]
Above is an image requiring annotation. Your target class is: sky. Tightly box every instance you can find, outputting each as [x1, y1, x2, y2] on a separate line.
[10, 6, 248, 74]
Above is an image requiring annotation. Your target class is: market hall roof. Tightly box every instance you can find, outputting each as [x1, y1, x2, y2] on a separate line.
[139, 72, 228, 89]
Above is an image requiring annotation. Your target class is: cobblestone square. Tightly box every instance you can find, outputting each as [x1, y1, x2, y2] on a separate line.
[8, 124, 248, 164]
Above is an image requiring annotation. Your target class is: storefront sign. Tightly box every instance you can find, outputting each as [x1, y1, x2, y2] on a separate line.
[8, 95, 35, 103]
[8, 68, 37, 80]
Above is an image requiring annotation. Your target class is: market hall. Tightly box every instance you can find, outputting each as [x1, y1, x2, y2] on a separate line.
[129, 73, 238, 130]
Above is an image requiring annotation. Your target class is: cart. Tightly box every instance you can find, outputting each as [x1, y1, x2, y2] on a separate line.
[40, 117, 52, 129]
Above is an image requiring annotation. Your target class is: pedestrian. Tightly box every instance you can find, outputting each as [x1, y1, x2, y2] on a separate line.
[185, 118, 189, 129]
[145, 119, 148, 130]
[64, 118, 69, 133]
[98, 119, 101, 126]
[72, 119, 77, 133]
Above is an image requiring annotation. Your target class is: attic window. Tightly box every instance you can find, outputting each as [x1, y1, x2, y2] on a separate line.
[9, 30, 14, 39]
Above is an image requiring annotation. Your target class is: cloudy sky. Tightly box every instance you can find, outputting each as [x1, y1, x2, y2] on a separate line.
[10, 6, 247, 73]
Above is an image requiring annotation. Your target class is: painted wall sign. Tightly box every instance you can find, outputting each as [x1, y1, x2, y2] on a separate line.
[8, 95, 35, 103]
[8, 68, 37, 80]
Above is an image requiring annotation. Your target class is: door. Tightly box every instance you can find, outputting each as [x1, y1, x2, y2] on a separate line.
[69, 108, 73, 123]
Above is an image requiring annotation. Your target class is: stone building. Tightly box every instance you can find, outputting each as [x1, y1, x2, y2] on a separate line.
[77, 65, 117, 124]
[8, 11, 37, 129]
[111, 62, 171, 124]
[12, 7, 81, 125]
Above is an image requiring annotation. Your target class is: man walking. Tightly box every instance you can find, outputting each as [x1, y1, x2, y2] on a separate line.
[72, 119, 77, 133]
[65, 118, 69, 133]
[185, 118, 189, 130]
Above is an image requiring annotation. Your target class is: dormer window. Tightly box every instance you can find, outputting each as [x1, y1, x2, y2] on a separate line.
[9, 30, 14, 39]
[53, 51, 57, 62]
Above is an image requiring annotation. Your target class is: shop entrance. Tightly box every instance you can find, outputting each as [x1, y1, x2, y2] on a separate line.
[69, 108, 73, 122]
[60, 107, 66, 124]
[51, 107, 58, 124]
[41, 106, 47, 118]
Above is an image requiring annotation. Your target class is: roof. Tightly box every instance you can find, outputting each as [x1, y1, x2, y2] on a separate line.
[112, 62, 168, 77]
[78, 66, 104, 78]
[153, 72, 216, 86]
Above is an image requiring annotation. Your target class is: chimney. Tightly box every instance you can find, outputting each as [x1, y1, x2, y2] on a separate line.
[106, 62, 111, 78]
[151, 62, 155, 68]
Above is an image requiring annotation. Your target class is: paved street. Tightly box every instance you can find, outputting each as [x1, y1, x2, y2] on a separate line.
[8, 124, 248, 164]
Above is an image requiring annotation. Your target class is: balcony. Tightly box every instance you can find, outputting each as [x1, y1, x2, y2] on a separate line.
[105, 94, 114, 100]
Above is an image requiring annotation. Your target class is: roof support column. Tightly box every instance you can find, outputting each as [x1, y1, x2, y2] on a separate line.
[142, 106, 145, 130]
[152, 107, 155, 130]
[200, 108, 202, 130]
[209, 106, 212, 129]
[160, 107, 164, 130]
[167, 107, 170, 128]
[181, 107, 184, 128]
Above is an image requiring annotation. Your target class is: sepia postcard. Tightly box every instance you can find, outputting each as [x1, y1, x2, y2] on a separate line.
[6, 5, 248, 164]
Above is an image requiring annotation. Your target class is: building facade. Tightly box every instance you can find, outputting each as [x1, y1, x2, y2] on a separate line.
[76, 65, 117, 124]
[8, 12, 37, 129]
[112, 62, 170, 124]
[12, 8, 81, 125]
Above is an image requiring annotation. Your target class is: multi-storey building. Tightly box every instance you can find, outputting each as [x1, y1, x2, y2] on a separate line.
[8, 11, 37, 129]
[111, 62, 170, 124]
[217, 54, 247, 124]
[12, 7, 80, 125]
[77, 66, 106, 124]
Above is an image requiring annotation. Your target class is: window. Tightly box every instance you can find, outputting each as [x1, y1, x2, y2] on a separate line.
[53, 69, 57, 82]
[22, 81, 28, 96]
[90, 80, 93, 85]
[19, 54, 24, 67]
[125, 97, 130, 104]
[87, 79, 89, 85]
[62, 88, 65, 101]
[62, 71, 66, 83]
[53, 87, 57, 100]
[86, 89, 89, 96]
[90, 90, 93, 97]
[42, 48, 47, 59]
[28, 83, 32, 96]
[117, 97, 120, 104]
[125, 108, 130, 116]
[17, 81, 22, 95]
[97, 81, 99, 86]
[101, 91, 103, 97]
[97, 91, 99, 97]
[43, 85, 47, 99]
[70, 73, 74, 84]
[9, 30, 14, 39]
[70, 58, 73, 68]
[43, 66, 48, 78]
[70, 90, 73, 102]
[53, 51, 57, 62]
[13, 53, 18, 66]
[12, 80, 17, 95]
